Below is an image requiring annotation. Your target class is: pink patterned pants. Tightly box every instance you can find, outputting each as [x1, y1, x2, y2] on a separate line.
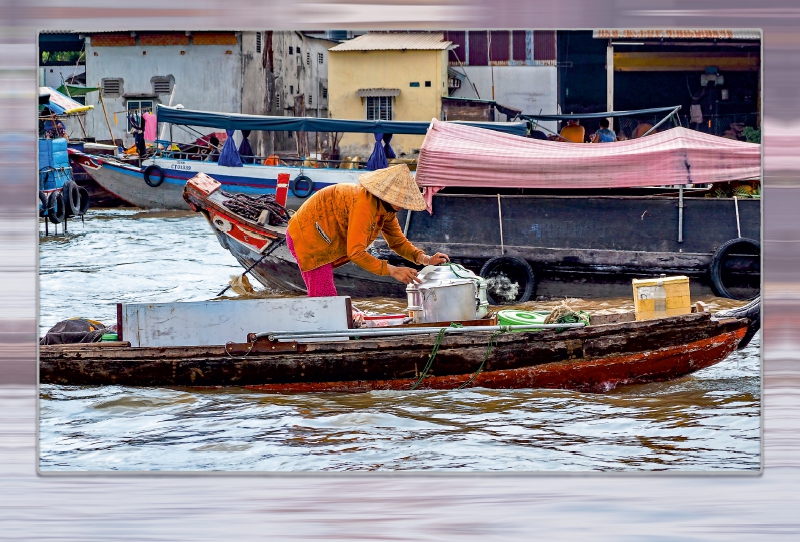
[285, 232, 338, 297]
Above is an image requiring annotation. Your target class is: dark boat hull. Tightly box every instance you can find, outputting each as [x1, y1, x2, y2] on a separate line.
[187, 181, 760, 299]
[39, 313, 749, 392]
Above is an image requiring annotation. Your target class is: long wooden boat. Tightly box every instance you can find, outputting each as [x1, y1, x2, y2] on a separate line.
[39, 303, 758, 392]
[183, 174, 761, 301]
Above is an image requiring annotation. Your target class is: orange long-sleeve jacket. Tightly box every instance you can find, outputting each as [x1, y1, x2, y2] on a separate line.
[286, 184, 425, 275]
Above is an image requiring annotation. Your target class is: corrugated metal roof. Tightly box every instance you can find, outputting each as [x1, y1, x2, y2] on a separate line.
[593, 29, 761, 40]
[330, 32, 451, 51]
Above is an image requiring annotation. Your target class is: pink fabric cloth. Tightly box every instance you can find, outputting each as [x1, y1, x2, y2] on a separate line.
[142, 112, 157, 142]
[415, 120, 761, 212]
[286, 232, 338, 297]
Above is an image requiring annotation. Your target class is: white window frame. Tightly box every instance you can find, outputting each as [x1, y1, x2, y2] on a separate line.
[317, 52, 323, 64]
[126, 100, 154, 133]
[366, 96, 393, 121]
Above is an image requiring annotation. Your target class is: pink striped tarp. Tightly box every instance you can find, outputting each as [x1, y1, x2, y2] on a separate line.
[416, 119, 761, 211]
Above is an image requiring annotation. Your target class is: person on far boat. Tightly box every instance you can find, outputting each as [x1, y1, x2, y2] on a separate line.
[559, 118, 585, 143]
[204, 136, 220, 162]
[285, 164, 449, 297]
[591, 118, 617, 143]
[632, 122, 654, 139]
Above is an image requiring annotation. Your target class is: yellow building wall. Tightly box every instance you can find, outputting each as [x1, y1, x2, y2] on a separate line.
[328, 49, 448, 158]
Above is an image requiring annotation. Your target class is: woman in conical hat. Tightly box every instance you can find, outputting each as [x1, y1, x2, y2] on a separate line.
[285, 164, 449, 297]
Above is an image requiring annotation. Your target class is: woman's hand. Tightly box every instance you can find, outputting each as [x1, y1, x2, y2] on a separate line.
[388, 264, 422, 285]
[426, 252, 450, 266]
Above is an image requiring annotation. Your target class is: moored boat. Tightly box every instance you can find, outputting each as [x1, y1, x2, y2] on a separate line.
[38, 302, 759, 392]
[70, 105, 528, 211]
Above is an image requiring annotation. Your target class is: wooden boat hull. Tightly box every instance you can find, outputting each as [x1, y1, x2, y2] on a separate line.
[69, 150, 361, 210]
[185, 180, 761, 299]
[39, 313, 750, 392]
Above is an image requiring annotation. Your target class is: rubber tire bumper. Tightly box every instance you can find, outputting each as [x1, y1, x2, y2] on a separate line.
[479, 256, 535, 305]
[47, 191, 66, 224]
[63, 180, 81, 216]
[290, 174, 314, 198]
[143, 165, 165, 187]
[77, 186, 90, 215]
[38, 190, 47, 217]
[709, 237, 760, 300]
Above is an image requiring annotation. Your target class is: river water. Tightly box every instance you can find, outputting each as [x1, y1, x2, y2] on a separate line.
[38, 209, 761, 472]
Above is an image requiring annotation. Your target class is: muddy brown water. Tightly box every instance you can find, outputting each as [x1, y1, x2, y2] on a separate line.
[38, 210, 760, 471]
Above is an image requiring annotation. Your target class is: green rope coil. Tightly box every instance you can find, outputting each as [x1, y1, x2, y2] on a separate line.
[410, 323, 463, 390]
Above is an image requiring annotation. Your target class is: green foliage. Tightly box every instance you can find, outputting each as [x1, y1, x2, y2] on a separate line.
[41, 51, 83, 64]
[742, 126, 761, 144]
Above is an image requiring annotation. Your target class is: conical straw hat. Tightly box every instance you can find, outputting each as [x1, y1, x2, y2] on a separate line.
[357, 164, 427, 211]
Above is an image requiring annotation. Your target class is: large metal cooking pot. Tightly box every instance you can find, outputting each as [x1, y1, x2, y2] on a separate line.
[406, 264, 489, 324]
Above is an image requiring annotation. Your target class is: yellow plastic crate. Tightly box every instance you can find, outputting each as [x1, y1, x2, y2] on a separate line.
[632, 275, 691, 321]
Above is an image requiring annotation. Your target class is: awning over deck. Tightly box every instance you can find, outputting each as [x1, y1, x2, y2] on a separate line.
[39, 86, 93, 115]
[156, 106, 529, 137]
[416, 119, 760, 191]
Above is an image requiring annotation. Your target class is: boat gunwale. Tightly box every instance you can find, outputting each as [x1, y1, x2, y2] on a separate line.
[39, 312, 733, 359]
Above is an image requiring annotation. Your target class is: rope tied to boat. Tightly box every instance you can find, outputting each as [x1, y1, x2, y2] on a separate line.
[457, 330, 503, 389]
[410, 323, 463, 390]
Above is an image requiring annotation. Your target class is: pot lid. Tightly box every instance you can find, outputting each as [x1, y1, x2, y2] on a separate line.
[407, 263, 485, 291]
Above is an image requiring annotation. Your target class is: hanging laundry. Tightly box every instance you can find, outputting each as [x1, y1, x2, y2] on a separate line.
[128, 114, 146, 156]
[142, 111, 157, 141]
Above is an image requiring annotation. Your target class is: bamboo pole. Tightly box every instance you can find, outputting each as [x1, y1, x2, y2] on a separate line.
[96, 83, 116, 146]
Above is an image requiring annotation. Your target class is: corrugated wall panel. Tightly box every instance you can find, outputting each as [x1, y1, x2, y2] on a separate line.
[512, 31, 527, 61]
[468, 31, 488, 66]
[490, 31, 510, 62]
[533, 30, 557, 61]
[446, 30, 466, 64]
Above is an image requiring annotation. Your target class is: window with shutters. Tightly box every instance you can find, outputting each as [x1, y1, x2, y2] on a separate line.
[256, 32, 262, 53]
[308, 94, 312, 106]
[317, 52, 323, 64]
[366, 97, 392, 121]
[322, 87, 327, 99]
[306, 52, 310, 66]
[151, 76, 172, 95]
[276, 94, 280, 109]
[101, 78, 122, 98]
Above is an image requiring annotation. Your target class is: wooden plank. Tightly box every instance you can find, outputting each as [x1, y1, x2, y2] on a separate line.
[613, 52, 760, 72]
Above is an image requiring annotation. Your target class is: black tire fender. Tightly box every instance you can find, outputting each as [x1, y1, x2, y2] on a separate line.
[47, 191, 66, 224]
[709, 237, 760, 300]
[479, 256, 535, 305]
[77, 186, 90, 215]
[63, 180, 81, 216]
[290, 174, 314, 198]
[143, 164, 165, 187]
[38, 190, 47, 217]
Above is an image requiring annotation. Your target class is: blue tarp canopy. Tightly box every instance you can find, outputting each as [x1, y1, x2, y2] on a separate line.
[156, 105, 529, 136]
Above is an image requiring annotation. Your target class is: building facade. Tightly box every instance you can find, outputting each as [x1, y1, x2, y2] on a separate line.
[328, 33, 451, 158]
[444, 30, 559, 132]
[82, 31, 242, 147]
[242, 31, 338, 158]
